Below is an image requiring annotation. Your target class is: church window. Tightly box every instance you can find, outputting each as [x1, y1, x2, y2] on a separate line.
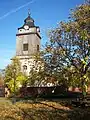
[23, 43, 28, 51]
[23, 65, 27, 70]
[37, 45, 39, 51]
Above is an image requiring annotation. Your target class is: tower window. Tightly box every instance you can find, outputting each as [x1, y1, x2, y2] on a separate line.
[23, 44, 28, 51]
[37, 45, 39, 51]
[23, 65, 27, 70]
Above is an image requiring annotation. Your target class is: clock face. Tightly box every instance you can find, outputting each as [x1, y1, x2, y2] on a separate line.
[24, 25, 29, 30]
[37, 28, 40, 32]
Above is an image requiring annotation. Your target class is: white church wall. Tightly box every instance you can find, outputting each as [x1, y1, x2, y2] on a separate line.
[16, 13, 41, 76]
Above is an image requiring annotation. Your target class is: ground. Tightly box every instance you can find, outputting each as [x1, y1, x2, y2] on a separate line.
[0, 97, 90, 120]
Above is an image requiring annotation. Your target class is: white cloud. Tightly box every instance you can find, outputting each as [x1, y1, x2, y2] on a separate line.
[0, 0, 36, 20]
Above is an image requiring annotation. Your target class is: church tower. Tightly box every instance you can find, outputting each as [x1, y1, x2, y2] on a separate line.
[16, 12, 41, 75]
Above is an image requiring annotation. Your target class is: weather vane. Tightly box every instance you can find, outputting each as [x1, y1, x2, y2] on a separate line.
[28, 9, 31, 16]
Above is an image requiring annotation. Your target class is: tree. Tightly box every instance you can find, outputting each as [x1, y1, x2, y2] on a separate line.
[28, 52, 46, 86]
[28, 52, 58, 87]
[4, 56, 28, 93]
[44, 2, 90, 95]
[0, 72, 4, 86]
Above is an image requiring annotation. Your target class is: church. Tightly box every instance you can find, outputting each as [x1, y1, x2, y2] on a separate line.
[16, 12, 41, 75]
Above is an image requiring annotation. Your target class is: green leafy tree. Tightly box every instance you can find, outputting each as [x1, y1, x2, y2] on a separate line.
[28, 52, 46, 86]
[28, 51, 59, 87]
[44, 2, 90, 95]
[0, 72, 4, 86]
[4, 56, 28, 93]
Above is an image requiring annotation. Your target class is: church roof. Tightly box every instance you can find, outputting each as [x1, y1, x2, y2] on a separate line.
[24, 14, 35, 27]
[24, 15, 34, 23]
[18, 12, 35, 29]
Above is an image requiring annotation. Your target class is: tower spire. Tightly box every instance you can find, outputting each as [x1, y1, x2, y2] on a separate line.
[28, 9, 31, 16]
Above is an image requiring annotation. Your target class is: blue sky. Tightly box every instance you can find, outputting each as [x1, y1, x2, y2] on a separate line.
[0, 0, 84, 69]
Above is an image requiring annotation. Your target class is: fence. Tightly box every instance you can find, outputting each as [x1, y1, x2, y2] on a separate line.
[19, 85, 67, 98]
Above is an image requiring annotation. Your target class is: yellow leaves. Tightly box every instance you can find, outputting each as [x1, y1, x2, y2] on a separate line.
[80, 30, 88, 40]
[46, 45, 52, 52]
[0, 104, 21, 120]
[58, 48, 66, 56]
[40, 101, 70, 110]
[0, 100, 71, 120]
[81, 59, 87, 65]
[72, 4, 90, 19]
[1, 98, 90, 120]
[83, 75, 87, 79]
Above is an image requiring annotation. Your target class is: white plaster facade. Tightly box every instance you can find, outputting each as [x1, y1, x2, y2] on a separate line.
[16, 13, 41, 75]
[17, 56, 36, 75]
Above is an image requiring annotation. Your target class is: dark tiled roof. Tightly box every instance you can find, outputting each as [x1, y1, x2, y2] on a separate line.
[24, 15, 34, 23]
[18, 15, 35, 29]
[24, 15, 35, 27]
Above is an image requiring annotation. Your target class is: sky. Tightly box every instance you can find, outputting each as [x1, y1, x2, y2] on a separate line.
[0, 0, 84, 69]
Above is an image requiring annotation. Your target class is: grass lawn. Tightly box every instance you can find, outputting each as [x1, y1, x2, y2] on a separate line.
[0, 97, 90, 120]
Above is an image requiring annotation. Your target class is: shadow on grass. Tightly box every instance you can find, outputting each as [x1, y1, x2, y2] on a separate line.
[4, 116, 16, 120]
[15, 99, 90, 120]
[17, 107, 70, 120]
[2, 96, 90, 120]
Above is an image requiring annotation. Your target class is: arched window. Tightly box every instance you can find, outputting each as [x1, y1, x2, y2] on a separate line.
[23, 65, 27, 71]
